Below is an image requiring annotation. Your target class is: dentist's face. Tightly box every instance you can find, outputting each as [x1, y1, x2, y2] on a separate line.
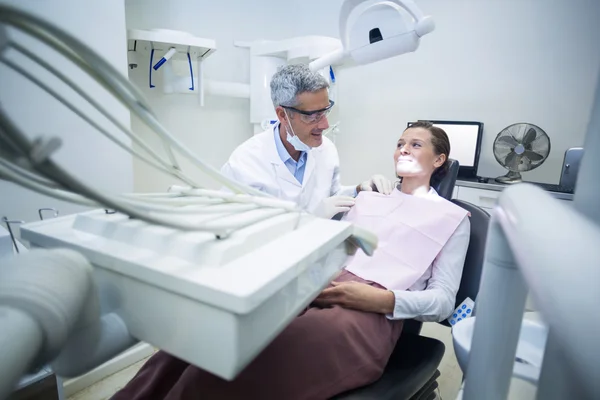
[276, 89, 331, 148]
[394, 127, 444, 178]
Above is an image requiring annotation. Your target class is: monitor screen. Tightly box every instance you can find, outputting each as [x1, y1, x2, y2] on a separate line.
[407, 121, 483, 176]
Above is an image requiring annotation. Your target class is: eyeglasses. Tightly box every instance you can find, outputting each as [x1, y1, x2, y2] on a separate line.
[281, 100, 335, 124]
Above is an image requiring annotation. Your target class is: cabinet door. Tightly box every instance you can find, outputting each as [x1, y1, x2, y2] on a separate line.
[456, 187, 500, 210]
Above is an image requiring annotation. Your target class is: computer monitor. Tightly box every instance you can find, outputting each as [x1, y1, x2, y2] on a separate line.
[406, 120, 484, 179]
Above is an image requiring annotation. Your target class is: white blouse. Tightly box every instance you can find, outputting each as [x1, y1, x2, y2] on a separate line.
[386, 188, 471, 322]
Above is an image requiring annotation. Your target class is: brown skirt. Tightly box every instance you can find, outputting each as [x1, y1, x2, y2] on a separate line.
[111, 270, 404, 400]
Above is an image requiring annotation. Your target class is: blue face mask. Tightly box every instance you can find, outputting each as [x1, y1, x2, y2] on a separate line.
[283, 109, 312, 152]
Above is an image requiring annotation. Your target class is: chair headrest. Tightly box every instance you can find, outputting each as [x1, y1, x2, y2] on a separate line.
[434, 159, 459, 200]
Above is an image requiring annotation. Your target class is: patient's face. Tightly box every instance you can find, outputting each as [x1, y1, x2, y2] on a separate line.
[394, 128, 440, 179]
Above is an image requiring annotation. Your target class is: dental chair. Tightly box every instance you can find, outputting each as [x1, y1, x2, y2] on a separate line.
[335, 160, 491, 400]
[434, 159, 459, 200]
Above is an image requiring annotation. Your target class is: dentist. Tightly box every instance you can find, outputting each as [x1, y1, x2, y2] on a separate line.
[221, 64, 392, 218]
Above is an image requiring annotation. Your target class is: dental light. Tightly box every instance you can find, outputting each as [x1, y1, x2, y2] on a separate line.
[309, 0, 435, 71]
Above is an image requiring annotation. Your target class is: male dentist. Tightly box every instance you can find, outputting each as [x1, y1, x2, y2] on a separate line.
[221, 64, 391, 218]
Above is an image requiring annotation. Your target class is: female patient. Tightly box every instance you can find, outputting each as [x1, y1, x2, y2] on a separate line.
[112, 121, 471, 400]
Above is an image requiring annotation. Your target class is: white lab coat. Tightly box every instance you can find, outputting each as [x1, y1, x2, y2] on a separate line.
[221, 125, 355, 212]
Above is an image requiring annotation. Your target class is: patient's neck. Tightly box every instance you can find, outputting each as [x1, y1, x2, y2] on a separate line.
[399, 177, 430, 196]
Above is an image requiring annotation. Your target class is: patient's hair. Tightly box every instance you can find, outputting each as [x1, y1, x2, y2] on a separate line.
[408, 121, 451, 186]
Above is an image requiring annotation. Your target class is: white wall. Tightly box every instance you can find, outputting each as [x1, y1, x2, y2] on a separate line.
[0, 0, 132, 236]
[125, 0, 318, 191]
[126, 0, 600, 192]
[332, 0, 600, 184]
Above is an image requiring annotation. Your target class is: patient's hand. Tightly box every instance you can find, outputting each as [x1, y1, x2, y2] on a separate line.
[313, 281, 395, 314]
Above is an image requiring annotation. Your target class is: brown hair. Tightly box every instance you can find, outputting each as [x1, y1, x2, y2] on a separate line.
[406, 121, 451, 186]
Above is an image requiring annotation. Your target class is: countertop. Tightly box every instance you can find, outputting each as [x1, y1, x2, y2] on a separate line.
[456, 178, 574, 201]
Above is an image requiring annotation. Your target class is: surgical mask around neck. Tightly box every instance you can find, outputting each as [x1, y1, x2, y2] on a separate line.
[283, 109, 312, 152]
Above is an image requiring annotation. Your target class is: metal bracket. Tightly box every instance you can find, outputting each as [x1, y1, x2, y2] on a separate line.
[2, 216, 24, 254]
[38, 208, 59, 220]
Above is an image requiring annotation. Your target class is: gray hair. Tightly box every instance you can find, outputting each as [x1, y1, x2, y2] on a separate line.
[270, 64, 330, 108]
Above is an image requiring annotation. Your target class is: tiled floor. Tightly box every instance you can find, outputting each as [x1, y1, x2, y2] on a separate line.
[67, 322, 462, 400]
[420, 322, 464, 399]
[68, 359, 149, 400]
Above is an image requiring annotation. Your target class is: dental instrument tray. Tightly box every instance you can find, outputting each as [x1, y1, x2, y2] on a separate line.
[20, 209, 373, 380]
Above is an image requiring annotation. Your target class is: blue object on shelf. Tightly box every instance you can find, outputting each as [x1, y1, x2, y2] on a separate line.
[187, 52, 194, 91]
[149, 49, 156, 88]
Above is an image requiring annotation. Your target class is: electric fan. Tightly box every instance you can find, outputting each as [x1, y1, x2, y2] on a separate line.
[494, 123, 550, 184]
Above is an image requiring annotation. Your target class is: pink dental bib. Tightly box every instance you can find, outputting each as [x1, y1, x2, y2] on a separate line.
[343, 188, 468, 290]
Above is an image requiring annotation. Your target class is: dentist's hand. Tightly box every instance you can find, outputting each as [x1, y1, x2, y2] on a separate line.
[358, 174, 393, 195]
[314, 195, 356, 219]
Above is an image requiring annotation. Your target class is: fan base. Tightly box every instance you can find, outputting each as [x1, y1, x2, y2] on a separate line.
[495, 171, 522, 184]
